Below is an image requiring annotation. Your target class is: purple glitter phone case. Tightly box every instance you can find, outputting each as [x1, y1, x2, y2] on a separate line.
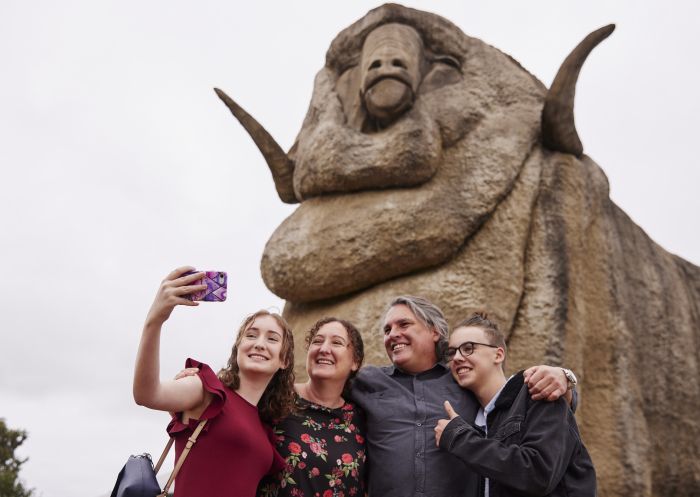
[185, 271, 227, 302]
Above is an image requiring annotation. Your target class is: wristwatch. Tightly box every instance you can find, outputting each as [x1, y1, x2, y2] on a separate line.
[562, 368, 578, 390]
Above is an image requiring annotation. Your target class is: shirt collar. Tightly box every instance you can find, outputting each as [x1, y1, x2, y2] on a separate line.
[492, 371, 526, 411]
[387, 362, 448, 376]
[484, 378, 509, 415]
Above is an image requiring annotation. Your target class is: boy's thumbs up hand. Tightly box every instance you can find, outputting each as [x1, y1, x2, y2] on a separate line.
[444, 400, 458, 419]
[435, 400, 460, 447]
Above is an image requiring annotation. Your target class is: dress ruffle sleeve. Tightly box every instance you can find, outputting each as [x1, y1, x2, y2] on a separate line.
[167, 358, 227, 436]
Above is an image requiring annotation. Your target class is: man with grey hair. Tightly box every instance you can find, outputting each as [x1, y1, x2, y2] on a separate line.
[350, 295, 574, 497]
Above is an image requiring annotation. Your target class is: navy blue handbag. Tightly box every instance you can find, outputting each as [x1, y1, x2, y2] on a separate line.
[110, 454, 162, 497]
[110, 420, 207, 497]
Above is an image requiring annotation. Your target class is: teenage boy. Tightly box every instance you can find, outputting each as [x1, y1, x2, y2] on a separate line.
[434, 312, 596, 497]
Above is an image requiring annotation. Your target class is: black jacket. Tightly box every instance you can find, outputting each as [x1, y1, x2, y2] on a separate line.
[439, 372, 597, 497]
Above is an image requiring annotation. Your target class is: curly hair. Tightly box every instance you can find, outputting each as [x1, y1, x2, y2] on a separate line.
[218, 310, 295, 424]
[305, 317, 364, 399]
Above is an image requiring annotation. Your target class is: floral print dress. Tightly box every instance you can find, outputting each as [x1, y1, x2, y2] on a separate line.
[258, 396, 367, 497]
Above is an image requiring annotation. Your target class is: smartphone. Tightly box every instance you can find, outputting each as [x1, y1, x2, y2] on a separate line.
[184, 271, 227, 302]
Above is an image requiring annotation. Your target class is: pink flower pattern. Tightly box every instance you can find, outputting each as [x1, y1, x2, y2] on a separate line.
[258, 397, 367, 497]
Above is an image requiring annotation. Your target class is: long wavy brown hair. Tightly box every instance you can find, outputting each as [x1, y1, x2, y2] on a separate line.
[218, 310, 295, 423]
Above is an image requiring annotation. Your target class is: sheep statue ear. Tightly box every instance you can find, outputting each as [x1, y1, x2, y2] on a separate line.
[541, 24, 615, 157]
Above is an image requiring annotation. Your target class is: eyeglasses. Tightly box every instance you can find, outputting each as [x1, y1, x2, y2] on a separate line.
[444, 341, 498, 361]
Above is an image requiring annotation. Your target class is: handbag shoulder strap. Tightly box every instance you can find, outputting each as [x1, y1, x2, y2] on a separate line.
[155, 419, 207, 497]
[153, 437, 174, 475]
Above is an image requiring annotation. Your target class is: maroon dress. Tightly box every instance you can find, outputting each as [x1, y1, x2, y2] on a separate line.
[167, 359, 285, 497]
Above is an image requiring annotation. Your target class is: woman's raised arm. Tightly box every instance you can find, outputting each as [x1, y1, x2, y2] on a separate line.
[133, 266, 208, 412]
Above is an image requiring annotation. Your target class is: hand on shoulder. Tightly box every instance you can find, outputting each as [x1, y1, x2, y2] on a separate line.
[523, 365, 570, 401]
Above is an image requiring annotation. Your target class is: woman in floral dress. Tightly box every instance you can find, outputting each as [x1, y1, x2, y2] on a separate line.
[258, 317, 367, 497]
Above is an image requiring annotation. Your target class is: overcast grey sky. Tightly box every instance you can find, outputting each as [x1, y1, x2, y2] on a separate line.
[1, 1, 698, 496]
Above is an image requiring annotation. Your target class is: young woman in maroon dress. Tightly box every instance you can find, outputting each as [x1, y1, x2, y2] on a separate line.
[133, 266, 295, 497]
